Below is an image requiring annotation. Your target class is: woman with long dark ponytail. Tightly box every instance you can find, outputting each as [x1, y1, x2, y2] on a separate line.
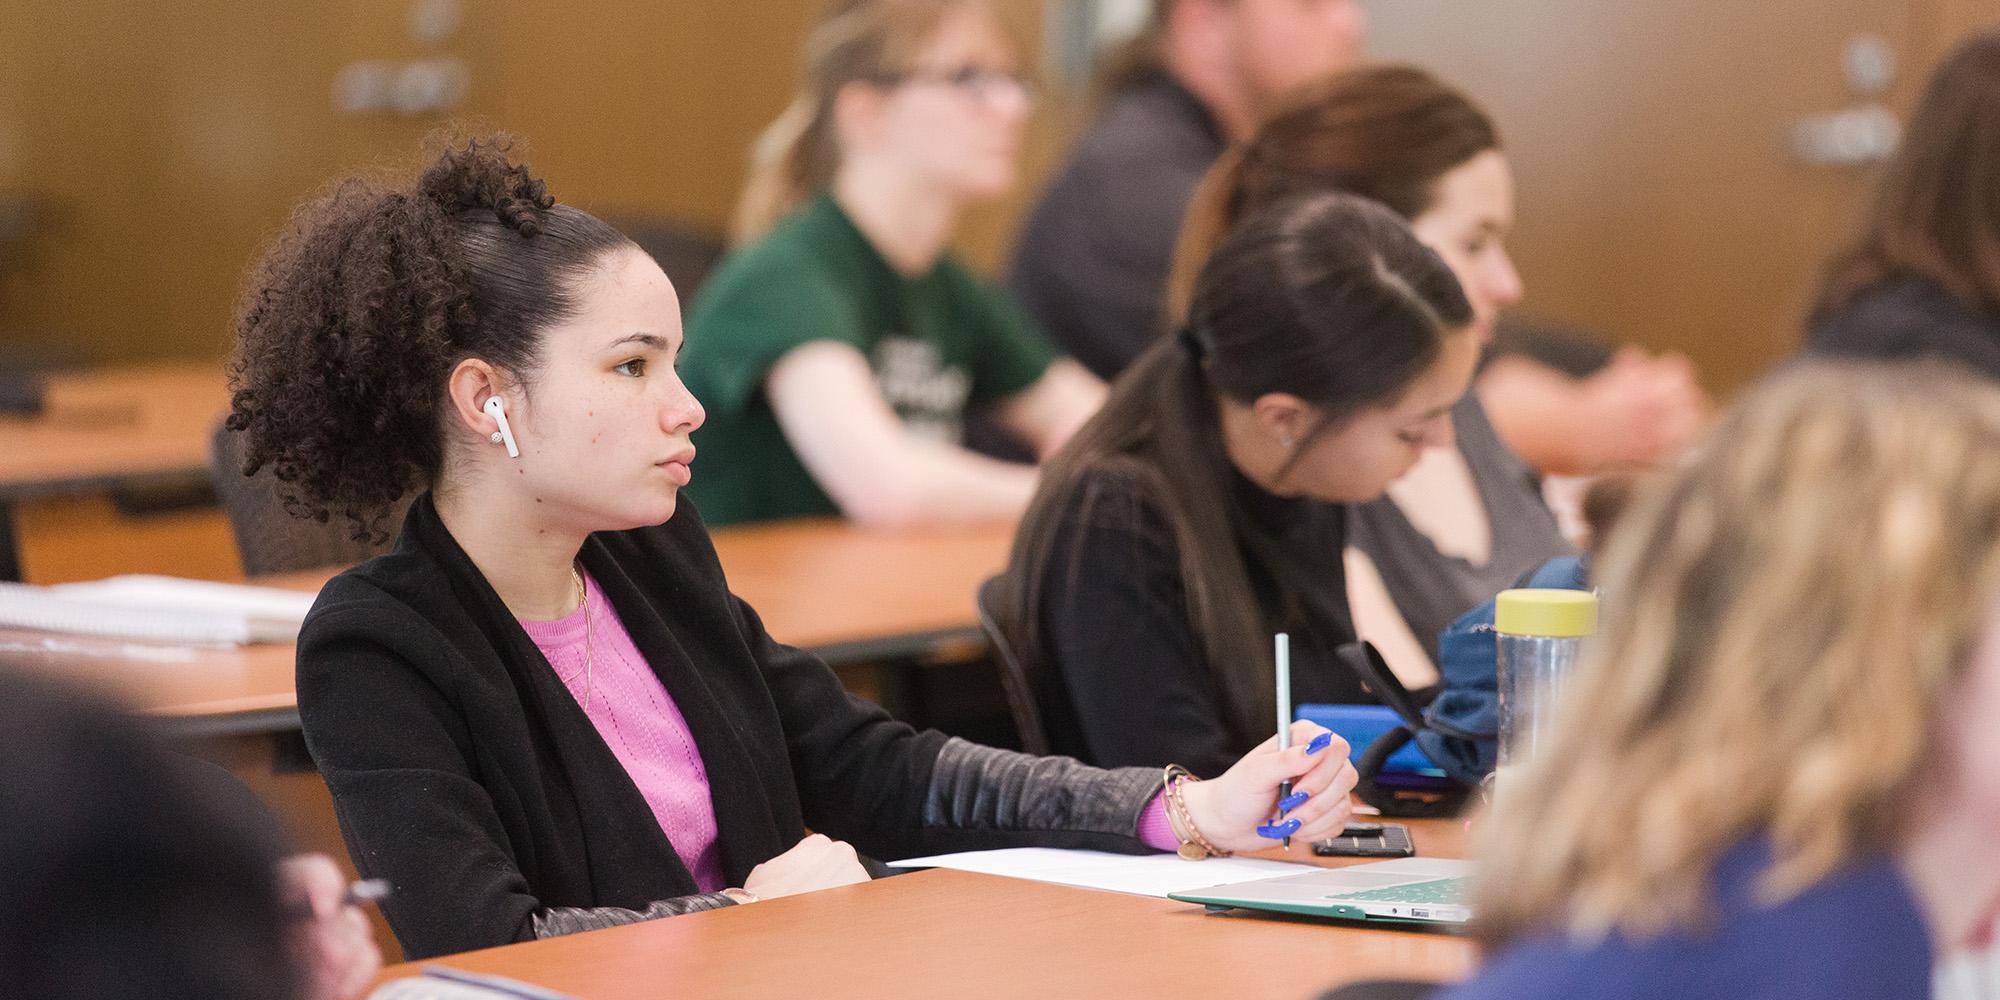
[992, 191, 1477, 775]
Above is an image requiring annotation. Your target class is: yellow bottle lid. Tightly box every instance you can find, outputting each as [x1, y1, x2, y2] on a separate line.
[1494, 589, 1598, 637]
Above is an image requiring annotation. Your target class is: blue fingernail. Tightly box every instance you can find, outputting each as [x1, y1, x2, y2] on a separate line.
[1278, 791, 1310, 813]
[1306, 732, 1334, 755]
[1257, 819, 1303, 839]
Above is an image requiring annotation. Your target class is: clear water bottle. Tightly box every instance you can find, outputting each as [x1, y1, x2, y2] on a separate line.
[1493, 588, 1599, 772]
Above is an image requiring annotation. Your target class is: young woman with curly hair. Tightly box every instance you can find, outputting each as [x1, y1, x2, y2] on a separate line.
[224, 136, 1357, 960]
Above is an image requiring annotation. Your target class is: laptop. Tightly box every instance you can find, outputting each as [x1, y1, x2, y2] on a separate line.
[1168, 857, 1474, 925]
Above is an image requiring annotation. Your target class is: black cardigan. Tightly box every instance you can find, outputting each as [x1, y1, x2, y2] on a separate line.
[1030, 464, 1369, 778]
[299, 495, 1157, 959]
[1806, 277, 2000, 380]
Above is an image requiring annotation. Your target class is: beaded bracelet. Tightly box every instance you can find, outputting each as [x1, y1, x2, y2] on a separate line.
[1162, 764, 1231, 859]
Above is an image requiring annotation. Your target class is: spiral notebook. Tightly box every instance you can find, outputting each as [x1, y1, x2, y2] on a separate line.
[0, 576, 315, 645]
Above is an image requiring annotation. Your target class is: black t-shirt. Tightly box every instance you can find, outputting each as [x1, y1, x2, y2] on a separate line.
[1030, 462, 1369, 778]
[1805, 277, 2000, 380]
[1008, 71, 1228, 381]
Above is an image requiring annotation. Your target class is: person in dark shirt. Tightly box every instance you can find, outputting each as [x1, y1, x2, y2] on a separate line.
[989, 192, 1479, 776]
[1009, 0, 1367, 380]
[1807, 30, 2000, 381]
[1435, 361, 2000, 1000]
[1014, 8, 1705, 485]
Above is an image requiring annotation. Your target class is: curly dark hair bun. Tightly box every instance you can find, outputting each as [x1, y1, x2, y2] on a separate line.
[417, 137, 555, 238]
[226, 134, 631, 541]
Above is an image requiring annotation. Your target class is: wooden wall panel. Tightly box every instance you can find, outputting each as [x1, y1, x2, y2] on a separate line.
[18, 1, 1988, 384]
[0, 1, 443, 363]
[0, 1, 1069, 367]
[1360, 0, 1937, 393]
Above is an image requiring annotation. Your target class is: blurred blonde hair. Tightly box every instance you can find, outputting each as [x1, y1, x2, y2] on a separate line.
[1471, 359, 2000, 949]
[731, 0, 996, 244]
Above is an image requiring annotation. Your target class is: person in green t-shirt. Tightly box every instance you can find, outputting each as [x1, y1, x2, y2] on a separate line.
[681, 0, 1105, 528]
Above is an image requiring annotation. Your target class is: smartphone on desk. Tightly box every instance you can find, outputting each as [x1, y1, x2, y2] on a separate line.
[1312, 822, 1416, 858]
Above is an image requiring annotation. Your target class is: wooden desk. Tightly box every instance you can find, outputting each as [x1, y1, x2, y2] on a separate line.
[0, 362, 228, 502]
[372, 820, 1475, 999]
[0, 362, 230, 581]
[0, 516, 1014, 967]
[0, 519, 1015, 736]
[707, 517, 1013, 660]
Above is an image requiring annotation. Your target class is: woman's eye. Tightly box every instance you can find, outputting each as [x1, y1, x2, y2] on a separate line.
[615, 358, 647, 377]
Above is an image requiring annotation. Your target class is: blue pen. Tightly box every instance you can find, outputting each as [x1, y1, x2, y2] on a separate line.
[1274, 632, 1293, 848]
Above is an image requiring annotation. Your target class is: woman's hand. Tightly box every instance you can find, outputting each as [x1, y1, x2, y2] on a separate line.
[741, 833, 872, 900]
[1570, 347, 1710, 469]
[1178, 721, 1358, 854]
[279, 854, 383, 1000]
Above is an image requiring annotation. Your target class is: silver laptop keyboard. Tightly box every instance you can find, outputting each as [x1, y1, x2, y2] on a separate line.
[1326, 877, 1468, 903]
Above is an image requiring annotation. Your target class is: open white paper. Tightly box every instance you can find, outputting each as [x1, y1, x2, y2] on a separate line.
[0, 575, 315, 646]
[887, 847, 1320, 898]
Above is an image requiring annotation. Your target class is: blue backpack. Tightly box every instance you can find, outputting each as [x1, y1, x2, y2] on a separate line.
[1415, 555, 1591, 784]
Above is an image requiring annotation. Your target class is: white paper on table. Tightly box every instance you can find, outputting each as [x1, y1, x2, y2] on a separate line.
[49, 575, 315, 642]
[887, 847, 1321, 898]
[0, 582, 253, 645]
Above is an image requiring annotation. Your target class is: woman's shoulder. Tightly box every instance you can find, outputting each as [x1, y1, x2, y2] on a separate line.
[308, 548, 445, 626]
[1808, 277, 2000, 373]
[687, 212, 852, 322]
[1028, 458, 1190, 576]
[299, 548, 464, 666]
[1073, 72, 1223, 174]
[1050, 458, 1173, 525]
[1440, 846, 1929, 1000]
[689, 238, 838, 318]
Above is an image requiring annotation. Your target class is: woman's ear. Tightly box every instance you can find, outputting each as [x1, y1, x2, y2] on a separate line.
[1250, 392, 1312, 449]
[445, 359, 508, 443]
[832, 78, 890, 152]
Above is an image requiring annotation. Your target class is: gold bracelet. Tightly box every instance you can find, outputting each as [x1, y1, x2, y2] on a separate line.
[1162, 764, 1231, 859]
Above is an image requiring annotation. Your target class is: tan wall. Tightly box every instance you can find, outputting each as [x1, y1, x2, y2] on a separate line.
[9, 1, 1998, 381]
[1362, 0, 2000, 393]
[0, 1, 1073, 366]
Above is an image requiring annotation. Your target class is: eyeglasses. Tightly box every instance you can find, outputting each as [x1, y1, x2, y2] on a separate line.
[883, 65, 1036, 107]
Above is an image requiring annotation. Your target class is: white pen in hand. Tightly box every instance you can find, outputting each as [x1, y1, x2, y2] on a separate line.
[1274, 632, 1292, 849]
[284, 877, 392, 922]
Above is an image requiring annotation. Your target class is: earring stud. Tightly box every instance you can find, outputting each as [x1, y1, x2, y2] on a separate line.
[491, 431, 505, 445]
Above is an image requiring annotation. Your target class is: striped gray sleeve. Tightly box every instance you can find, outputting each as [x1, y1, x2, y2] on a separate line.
[922, 736, 1161, 840]
[530, 893, 735, 939]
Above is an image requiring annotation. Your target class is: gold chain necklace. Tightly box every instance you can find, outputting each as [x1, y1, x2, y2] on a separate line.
[554, 564, 595, 710]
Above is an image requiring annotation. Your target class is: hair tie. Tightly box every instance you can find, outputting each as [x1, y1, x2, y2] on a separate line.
[1177, 325, 1215, 360]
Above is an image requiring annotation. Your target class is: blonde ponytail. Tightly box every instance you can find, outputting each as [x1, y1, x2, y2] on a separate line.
[731, 96, 831, 245]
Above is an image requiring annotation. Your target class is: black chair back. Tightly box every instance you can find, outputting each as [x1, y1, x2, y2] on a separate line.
[207, 421, 398, 577]
[974, 575, 1050, 756]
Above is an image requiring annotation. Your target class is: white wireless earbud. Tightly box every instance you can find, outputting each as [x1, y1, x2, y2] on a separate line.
[483, 396, 520, 458]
